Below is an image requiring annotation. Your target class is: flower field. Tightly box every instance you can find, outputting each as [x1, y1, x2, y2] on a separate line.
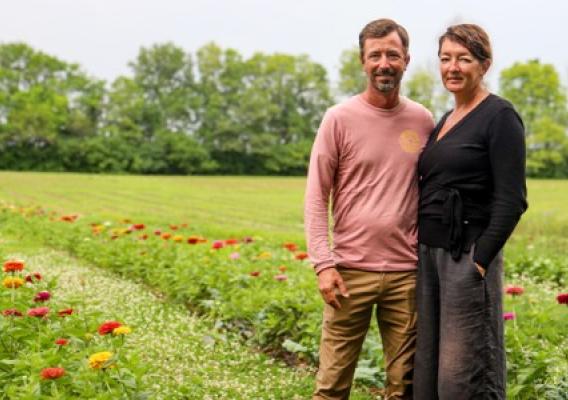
[0, 172, 566, 399]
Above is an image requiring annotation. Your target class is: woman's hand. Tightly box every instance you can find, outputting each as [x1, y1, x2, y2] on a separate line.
[475, 263, 486, 278]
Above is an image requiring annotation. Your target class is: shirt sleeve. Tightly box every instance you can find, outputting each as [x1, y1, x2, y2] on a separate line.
[304, 110, 341, 274]
[473, 107, 528, 268]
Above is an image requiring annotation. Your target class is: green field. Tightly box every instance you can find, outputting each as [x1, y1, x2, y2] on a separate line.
[1, 172, 566, 252]
[0, 171, 566, 399]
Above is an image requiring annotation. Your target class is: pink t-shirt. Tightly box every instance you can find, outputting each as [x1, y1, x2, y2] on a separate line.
[304, 95, 434, 274]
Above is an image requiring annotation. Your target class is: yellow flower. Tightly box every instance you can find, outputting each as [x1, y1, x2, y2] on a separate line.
[256, 251, 272, 260]
[113, 326, 132, 335]
[88, 351, 114, 369]
[2, 277, 24, 289]
[172, 235, 184, 243]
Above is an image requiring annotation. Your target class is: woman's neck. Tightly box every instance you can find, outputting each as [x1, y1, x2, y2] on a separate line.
[453, 86, 489, 111]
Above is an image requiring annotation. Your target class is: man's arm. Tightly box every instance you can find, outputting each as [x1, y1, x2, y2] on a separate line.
[304, 110, 349, 309]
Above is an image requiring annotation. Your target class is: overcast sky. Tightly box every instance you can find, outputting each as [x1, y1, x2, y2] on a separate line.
[1, 0, 567, 91]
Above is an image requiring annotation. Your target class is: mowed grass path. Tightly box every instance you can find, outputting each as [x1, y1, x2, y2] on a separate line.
[0, 172, 566, 253]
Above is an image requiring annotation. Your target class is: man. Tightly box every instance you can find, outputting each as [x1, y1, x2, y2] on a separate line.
[304, 19, 435, 400]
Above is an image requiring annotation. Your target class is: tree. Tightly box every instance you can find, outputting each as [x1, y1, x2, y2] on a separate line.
[499, 60, 568, 177]
[403, 67, 451, 120]
[0, 43, 105, 170]
[337, 47, 366, 97]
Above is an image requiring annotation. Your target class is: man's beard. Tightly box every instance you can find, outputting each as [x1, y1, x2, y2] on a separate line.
[372, 68, 401, 93]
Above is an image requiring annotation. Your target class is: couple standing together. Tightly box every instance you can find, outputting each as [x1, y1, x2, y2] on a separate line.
[304, 19, 527, 400]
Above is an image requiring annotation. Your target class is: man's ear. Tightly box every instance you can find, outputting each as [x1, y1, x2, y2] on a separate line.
[404, 54, 411, 70]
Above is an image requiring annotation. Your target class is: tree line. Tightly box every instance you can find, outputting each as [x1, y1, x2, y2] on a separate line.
[1, 42, 567, 177]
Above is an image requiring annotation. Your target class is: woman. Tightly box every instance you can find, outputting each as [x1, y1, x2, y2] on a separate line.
[413, 24, 528, 399]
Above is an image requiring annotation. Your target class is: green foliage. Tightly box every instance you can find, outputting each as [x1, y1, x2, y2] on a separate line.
[499, 60, 568, 178]
[403, 67, 452, 120]
[337, 47, 366, 97]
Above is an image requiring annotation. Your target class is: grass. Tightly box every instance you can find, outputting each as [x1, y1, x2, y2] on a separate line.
[0, 172, 566, 255]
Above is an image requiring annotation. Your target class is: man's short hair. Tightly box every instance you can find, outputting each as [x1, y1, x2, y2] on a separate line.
[359, 19, 409, 60]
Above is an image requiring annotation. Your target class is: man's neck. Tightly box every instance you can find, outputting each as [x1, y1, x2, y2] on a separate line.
[361, 86, 401, 110]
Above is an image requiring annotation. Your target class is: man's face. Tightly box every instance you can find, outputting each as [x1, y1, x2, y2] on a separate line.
[361, 31, 409, 93]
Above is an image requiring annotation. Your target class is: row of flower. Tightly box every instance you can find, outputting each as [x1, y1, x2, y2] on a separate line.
[1, 258, 145, 397]
[1, 204, 566, 397]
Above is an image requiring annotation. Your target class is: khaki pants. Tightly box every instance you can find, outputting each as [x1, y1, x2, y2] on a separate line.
[314, 268, 417, 400]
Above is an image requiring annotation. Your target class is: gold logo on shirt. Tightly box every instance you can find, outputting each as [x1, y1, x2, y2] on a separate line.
[399, 130, 421, 153]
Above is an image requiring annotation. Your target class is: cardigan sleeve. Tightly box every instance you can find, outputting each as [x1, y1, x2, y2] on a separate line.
[473, 107, 528, 268]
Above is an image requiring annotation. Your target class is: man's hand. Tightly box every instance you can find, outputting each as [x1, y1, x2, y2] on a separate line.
[475, 263, 486, 278]
[317, 268, 349, 309]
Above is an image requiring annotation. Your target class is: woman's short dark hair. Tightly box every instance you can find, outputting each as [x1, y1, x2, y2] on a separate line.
[359, 19, 409, 59]
[438, 24, 492, 62]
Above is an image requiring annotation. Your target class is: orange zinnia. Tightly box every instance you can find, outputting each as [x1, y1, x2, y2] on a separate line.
[3, 260, 24, 273]
[41, 367, 65, 380]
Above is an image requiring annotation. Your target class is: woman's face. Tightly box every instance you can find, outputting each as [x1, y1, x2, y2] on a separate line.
[439, 38, 489, 95]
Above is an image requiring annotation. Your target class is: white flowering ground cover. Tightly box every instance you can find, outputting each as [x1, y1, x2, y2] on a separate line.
[0, 236, 376, 399]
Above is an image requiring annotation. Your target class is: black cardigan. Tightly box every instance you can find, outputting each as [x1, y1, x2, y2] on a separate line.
[418, 94, 528, 269]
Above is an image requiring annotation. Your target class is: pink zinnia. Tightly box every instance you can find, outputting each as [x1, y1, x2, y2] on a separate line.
[503, 312, 516, 321]
[34, 291, 51, 302]
[505, 285, 524, 296]
[27, 307, 49, 318]
[230, 252, 240, 260]
[556, 293, 568, 305]
[274, 274, 288, 281]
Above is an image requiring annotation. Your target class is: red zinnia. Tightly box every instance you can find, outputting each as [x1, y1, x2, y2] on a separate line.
[225, 238, 239, 245]
[138, 234, 148, 240]
[27, 307, 49, 318]
[3, 260, 24, 272]
[154, 230, 162, 236]
[212, 240, 224, 249]
[505, 285, 524, 296]
[25, 272, 42, 283]
[187, 236, 199, 244]
[3, 309, 23, 317]
[283, 242, 298, 252]
[41, 367, 65, 380]
[250, 271, 261, 277]
[34, 291, 51, 302]
[98, 320, 122, 335]
[55, 338, 69, 346]
[58, 308, 74, 317]
[132, 223, 145, 230]
[294, 252, 309, 260]
[169, 224, 179, 230]
[242, 236, 254, 243]
[557, 293, 568, 305]
[161, 232, 172, 240]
